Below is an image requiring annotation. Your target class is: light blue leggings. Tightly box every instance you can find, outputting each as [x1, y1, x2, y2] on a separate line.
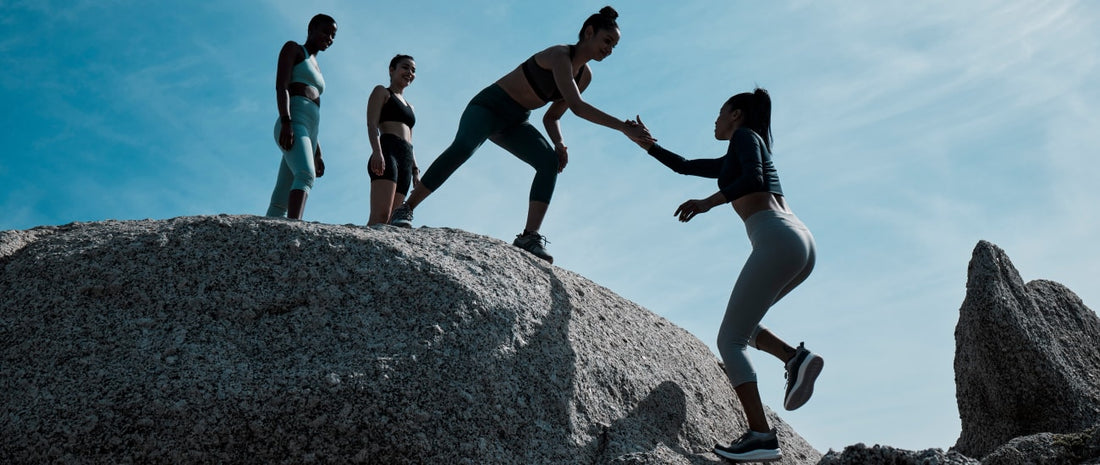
[717, 210, 816, 387]
[267, 96, 320, 217]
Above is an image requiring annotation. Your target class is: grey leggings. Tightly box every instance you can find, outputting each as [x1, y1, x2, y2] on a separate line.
[717, 210, 816, 388]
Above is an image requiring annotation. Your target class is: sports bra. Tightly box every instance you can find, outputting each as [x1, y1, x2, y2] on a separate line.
[379, 88, 415, 128]
[521, 45, 586, 103]
[290, 44, 324, 94]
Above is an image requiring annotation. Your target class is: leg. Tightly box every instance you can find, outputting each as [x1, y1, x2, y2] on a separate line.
[411, 103, 504, 210]
[268, 124, 316, 219]
[755, 226, 818, 363]
[368, 180, 398, 225]
[267, 157, 295, 217]
[734, 382, 770, 433]
[716, 222, 811, 430]
[489, 120, 558, 232]
[368, 141, 402, 225]
[525, 201, 549, 233]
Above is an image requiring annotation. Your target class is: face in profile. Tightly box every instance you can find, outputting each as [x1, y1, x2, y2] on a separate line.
[714, 104, 740, 141]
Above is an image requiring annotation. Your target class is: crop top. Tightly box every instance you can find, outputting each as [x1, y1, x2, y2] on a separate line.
[646, 127, 783, 201]
[521, 45, 586, 103]
[290, 44, 324, 94]
[379, 88, 415, 128]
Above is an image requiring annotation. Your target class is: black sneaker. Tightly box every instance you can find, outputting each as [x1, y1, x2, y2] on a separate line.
[713, 429, 782, 462]
[389, 204, 413, 228]
[784, 342, 824, 411]
[512, 231, 553, 263]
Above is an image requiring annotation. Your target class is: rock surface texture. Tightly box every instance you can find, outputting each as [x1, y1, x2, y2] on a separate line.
[0, 215, 820, 464]
[817, 443, 979, 465]
[953, 240, 1100, 459]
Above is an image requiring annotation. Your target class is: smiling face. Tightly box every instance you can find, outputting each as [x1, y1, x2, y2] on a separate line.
[581, 26, 620, 61]
[389, 58, 416, 89]
[308, 21, 337, 52]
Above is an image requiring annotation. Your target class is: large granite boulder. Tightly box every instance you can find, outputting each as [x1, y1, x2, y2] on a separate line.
[0, 215, 820, 464]
[953, 241, 1100, 458]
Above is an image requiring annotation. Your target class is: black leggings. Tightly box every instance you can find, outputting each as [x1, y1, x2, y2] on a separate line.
[369, 133, 416, 196]
[419, 84, 558, 203]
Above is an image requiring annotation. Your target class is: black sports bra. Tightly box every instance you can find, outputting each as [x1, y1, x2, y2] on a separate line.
[379, 88, 415, 128]
[521, 45, 586, 103]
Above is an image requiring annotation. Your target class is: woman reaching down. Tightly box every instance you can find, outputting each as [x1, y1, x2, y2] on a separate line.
[388, 6, 649, 264]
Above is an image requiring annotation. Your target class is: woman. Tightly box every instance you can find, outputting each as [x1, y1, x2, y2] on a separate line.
[365, 54, 420, 225]
[628, 89, 824, 463]
[388, 6, 649, 264]
[266, 14, 337, 220]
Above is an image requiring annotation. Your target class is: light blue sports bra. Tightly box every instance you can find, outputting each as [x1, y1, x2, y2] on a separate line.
[290, 44, 324, 94]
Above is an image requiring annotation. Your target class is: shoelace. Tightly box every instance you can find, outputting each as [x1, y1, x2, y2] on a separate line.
[520, 232, 550, 246]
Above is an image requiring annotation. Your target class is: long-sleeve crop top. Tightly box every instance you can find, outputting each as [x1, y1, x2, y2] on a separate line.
[646, 127, 782, 201]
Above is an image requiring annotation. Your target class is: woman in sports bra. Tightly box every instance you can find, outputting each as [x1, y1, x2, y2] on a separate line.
[365, 54, 420, 225]
[267, 14, 336, 220]
[388, 6, 649, 264]
[627, 89, 824, 463]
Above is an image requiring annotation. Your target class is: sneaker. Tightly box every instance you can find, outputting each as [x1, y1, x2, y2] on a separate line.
[512, 231, 553, 263]
[389, 204, 413, 228]
[783, 342, 824, 411]
[713, 429, 782, 462]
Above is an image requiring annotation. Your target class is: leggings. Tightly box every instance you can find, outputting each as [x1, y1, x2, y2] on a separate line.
[419, 84, 559, 204]
[716, 210, 816, 387]
[267, 96, 320, 217]
[369, 133, 416, 196]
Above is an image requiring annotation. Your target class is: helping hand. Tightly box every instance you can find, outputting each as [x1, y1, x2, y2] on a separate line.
[624, 115, 656, 150]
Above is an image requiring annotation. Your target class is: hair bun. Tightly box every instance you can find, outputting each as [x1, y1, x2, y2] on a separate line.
[599, 6, 618, 20]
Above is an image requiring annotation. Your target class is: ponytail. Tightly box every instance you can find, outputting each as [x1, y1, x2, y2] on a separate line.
[725, 88, 773, 151]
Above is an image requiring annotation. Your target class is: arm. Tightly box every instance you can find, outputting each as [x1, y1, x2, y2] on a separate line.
[275, 41, 300, 151]
[547, 49, 631, 132]
[365, 85, 388, 176]
[647, 144, 725, 178]
[542, 100, 570, 172]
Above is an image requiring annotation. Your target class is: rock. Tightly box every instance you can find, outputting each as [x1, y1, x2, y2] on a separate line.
[0, 215, 821, 464]
[953, 241, 1100, 458]
[817, 443, 979, 465]
[981, 427, 1100, 465]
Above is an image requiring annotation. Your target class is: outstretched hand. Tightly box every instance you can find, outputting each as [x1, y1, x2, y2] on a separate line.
[624, 115, 656, 150]
[674, 198, 713, 222]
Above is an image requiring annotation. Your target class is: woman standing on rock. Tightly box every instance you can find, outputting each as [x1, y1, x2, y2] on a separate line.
[387, 6, 649, 264]
[365, 54, 420, 225]
[266, 14, 337, 220]
[627, 89, 824, 463]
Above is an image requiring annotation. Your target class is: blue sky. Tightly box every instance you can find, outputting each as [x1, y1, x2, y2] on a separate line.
[3, 0, 1098, 453]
